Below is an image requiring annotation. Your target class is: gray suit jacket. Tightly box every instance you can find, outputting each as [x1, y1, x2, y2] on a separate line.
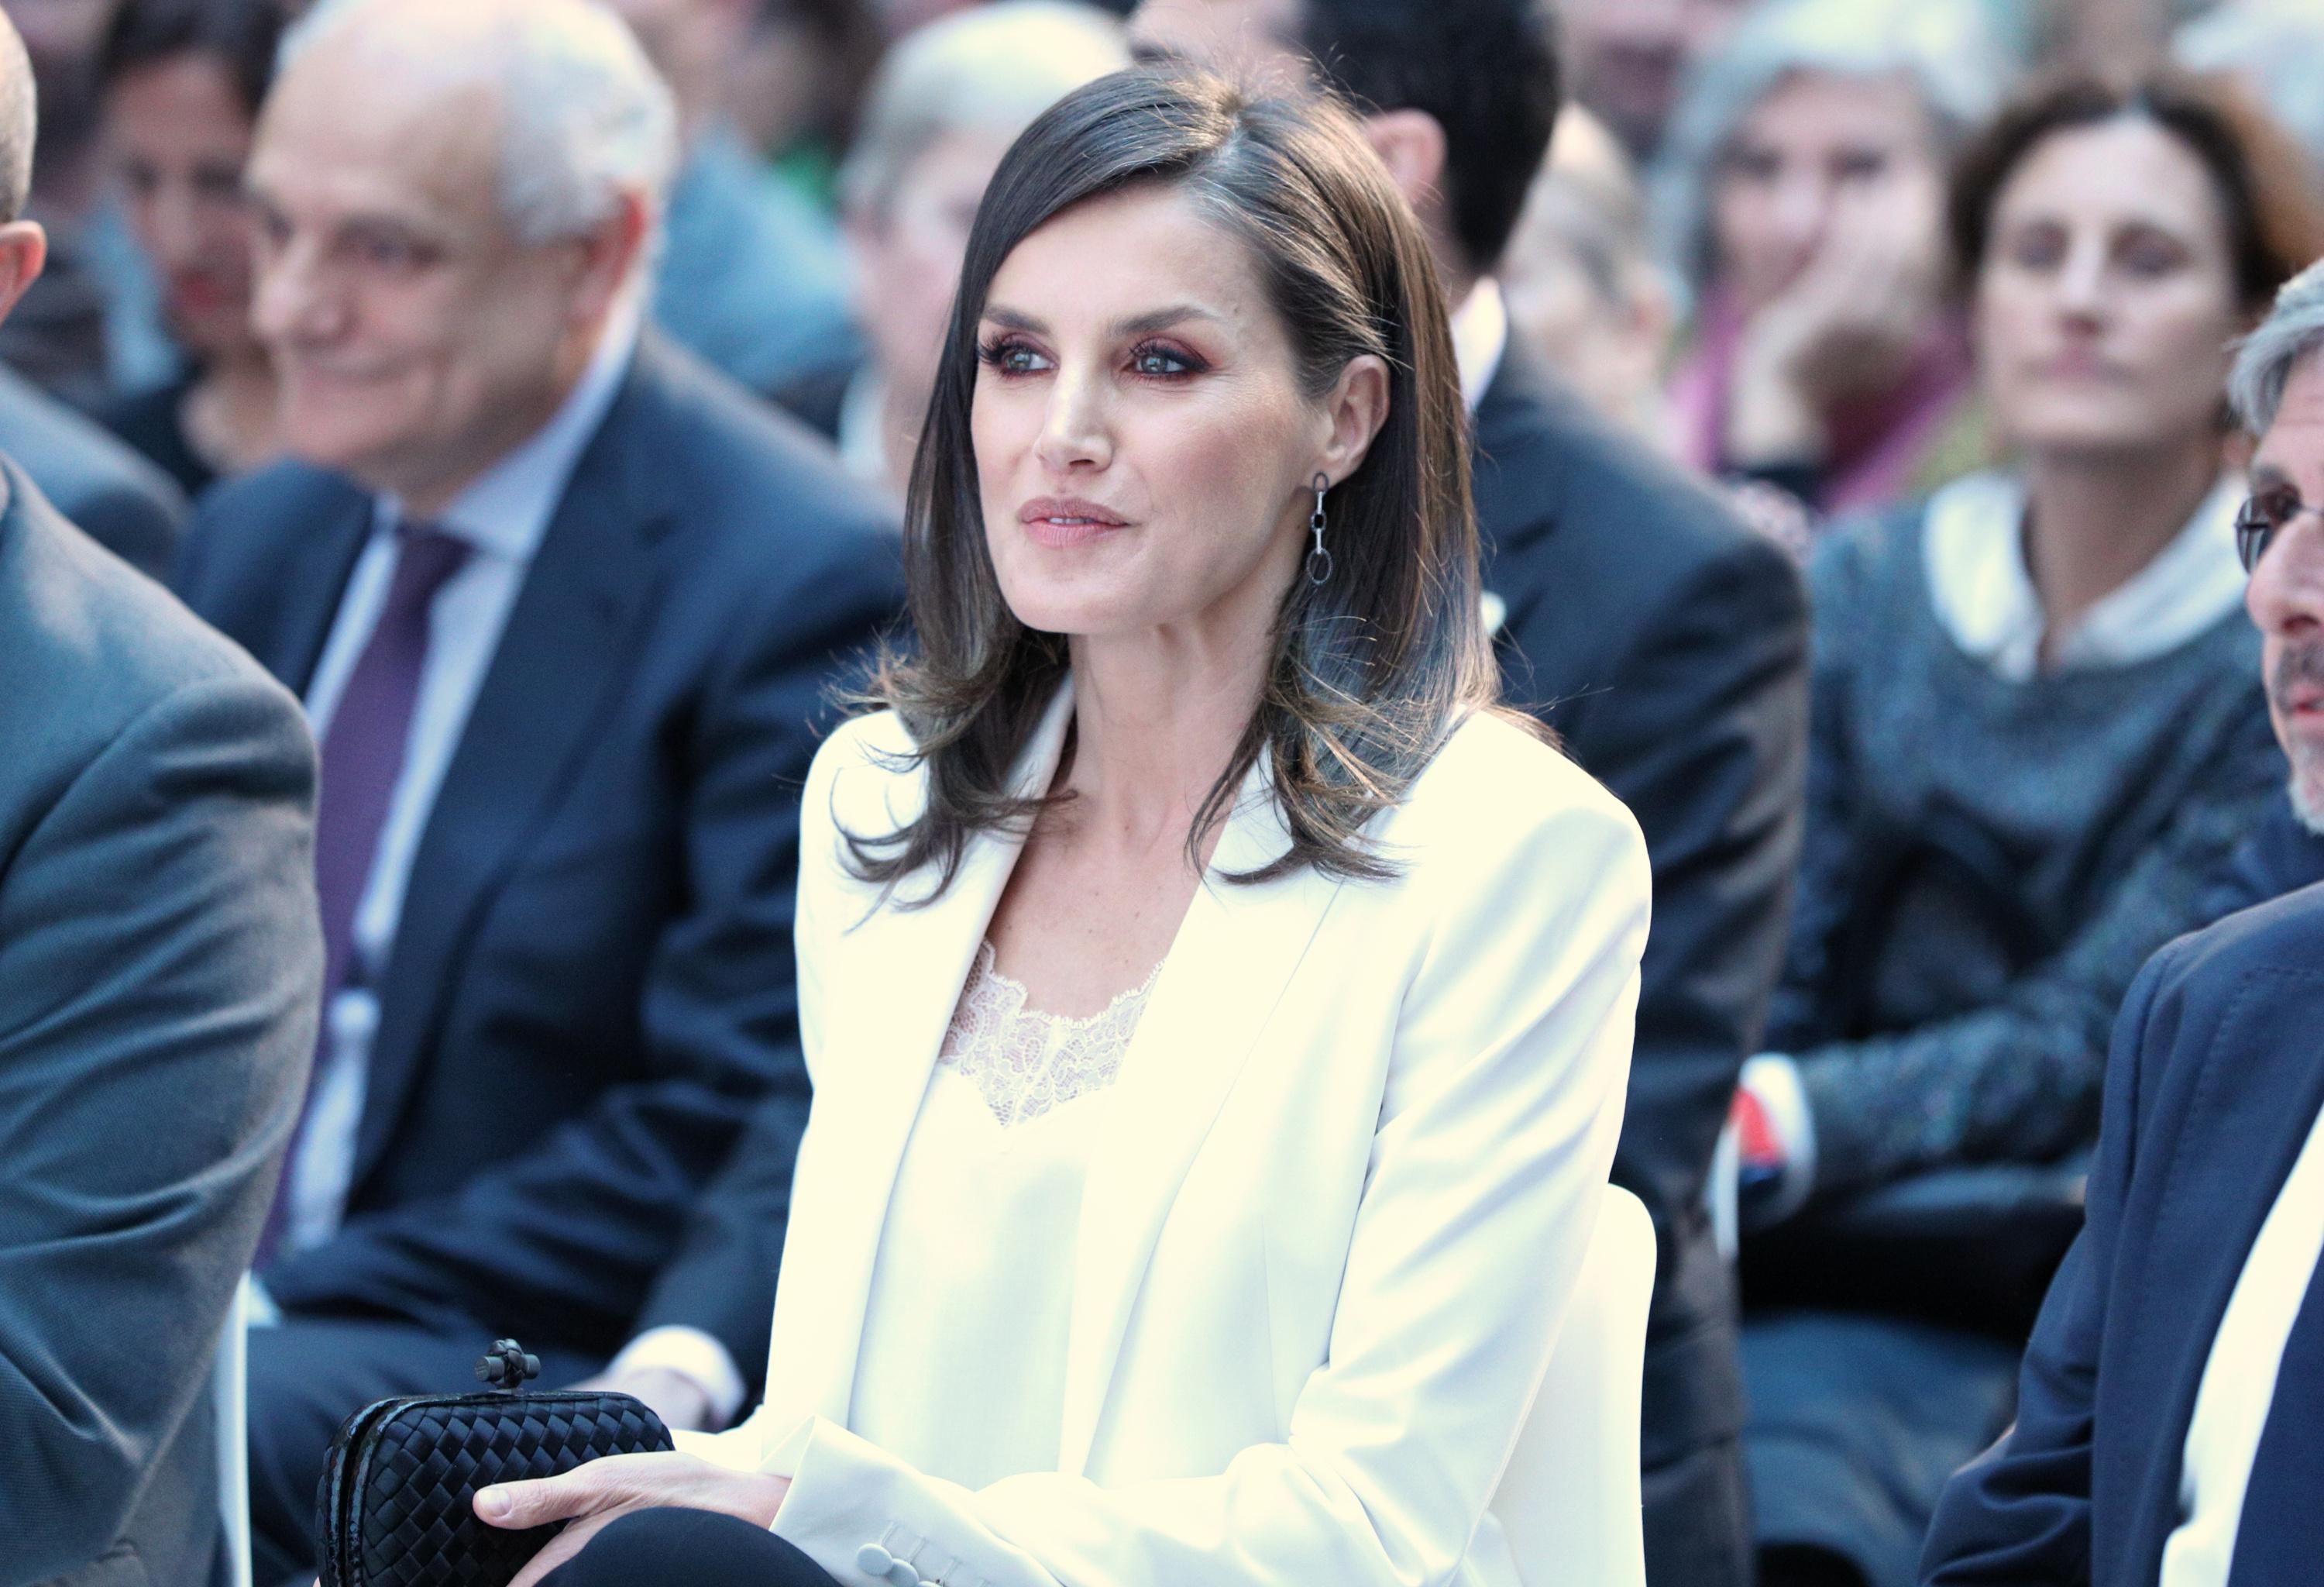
[0, 459, 318, 1586]
[0, 364, 185, 580]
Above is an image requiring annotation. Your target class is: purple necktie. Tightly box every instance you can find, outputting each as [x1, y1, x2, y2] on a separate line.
[257, 524, 471, 1266]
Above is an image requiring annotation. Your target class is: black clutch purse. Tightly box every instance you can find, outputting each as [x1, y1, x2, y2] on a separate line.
[317, 1339, 676, 1587]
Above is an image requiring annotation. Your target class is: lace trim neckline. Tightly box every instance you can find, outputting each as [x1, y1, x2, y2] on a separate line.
[934, 941, 1165, 1127]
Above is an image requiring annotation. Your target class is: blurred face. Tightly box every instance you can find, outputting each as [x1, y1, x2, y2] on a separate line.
[1128, 0, 1308, 91]
[106, 53, 259, 358]
[1711, 71, 1944, 313]
[2243, 357, 2324, 830]
[1563, 0, 1751, 157]
[246, 50, 629, 508]
[848, 129, 1014, 415]
[603, 0, 748, 124]
[1501, 197, 1664, 429]
[971, 183, 1369, 644]
[1975, 117, 2243, 458]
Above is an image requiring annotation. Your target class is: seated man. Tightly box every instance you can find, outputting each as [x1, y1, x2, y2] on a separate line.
[1923, 256, 2324, 1585]
[170, 0, 899, 1576]
[0, 13, 321, 1582]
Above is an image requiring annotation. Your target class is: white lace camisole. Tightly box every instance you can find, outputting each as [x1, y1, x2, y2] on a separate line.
[850, 940, 1163, 1489]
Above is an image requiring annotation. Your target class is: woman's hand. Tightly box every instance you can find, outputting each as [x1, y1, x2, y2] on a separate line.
[476, 1451, 791, 1587]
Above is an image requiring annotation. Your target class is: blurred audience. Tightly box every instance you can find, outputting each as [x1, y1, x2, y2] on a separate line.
[718, 0, 887, 197]
[94, 0, 285, 496]
[2176, 0, 2324, 194]
[606, 0, 860, 392]
[1561, 0, 1755, 164]
[773, 0, 1126, 499]
[1923, 256, 2324, 1587]
[0, 353, 183, 576]
[1499, 105, 1675, 442]
[1, 0, 176, 406]
[1660, 0, 2005, 525]
[0, 12, 318, 1582]
[1734, 67, 2324, 1587]
[160, 0, 899, 1576]
[1129, 3, 1809, 1585]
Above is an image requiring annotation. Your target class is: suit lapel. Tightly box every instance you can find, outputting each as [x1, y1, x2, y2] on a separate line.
[791, 687, 1077, 1424]
[1057, 763, 1347, 1475]
[271, 490, 373, 696]
[350, 374, 672, 1186]
[2121, 973, 2324, 1578]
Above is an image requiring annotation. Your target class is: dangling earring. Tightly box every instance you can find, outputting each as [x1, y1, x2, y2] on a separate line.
[1306, 472, 1333, 586]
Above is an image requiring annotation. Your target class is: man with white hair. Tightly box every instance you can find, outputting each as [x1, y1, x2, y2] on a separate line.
[1920, 257, 2324, 1586]
[168, 2, 900, 1577]
[0, 10, 320, 1583]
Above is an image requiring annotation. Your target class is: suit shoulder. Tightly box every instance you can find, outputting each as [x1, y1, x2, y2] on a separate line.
[2157, 880, 2324, 994]
[1391, 711, 1648, 879]
[3, 484, 303, 742]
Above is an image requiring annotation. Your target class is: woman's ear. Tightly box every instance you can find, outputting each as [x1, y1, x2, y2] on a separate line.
[1317, 353, 1392, 485]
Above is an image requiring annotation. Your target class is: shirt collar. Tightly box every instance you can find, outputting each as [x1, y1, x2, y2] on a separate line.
[1452, 277, 1509, 415]
[1923, 467, 2248, 683]
[380, 291, 644, 563]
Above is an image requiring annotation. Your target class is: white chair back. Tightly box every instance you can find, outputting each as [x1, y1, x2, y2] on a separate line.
[215, 1274, 253, 1587]
[1488, 1184, 1657, 1587]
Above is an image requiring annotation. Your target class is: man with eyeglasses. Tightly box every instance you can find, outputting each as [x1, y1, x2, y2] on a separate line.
[1922, 255, 2324, 1586]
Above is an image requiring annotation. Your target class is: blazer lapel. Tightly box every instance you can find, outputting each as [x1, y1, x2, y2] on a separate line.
[790, 685, 1078, 1426]
[350, 382, 672, 1187]
[272, 491, 373, 696]
[1057, 763, 1348, 1475]
[2120, 979, 2324, 1578]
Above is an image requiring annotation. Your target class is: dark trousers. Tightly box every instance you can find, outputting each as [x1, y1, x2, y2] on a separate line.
[1645, 1433, 1753, 1587]
[247, 1313, 603, 1585]
[545, 1509, 841, 1585]
[1742, 1310, 2020, 1587]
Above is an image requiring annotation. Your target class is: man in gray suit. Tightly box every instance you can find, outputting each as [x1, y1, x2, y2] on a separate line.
[0, 15, 321, 1585]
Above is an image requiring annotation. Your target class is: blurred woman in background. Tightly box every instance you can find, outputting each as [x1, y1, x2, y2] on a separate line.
[1734, 68, 2324, 1587]
[1659, 0, 2003, 525]
[95, 0, 282, 496]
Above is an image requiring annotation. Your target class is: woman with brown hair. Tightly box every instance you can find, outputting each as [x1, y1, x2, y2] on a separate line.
[1735, 67, 2324, 1587]
[469, 65, 1651, 1587]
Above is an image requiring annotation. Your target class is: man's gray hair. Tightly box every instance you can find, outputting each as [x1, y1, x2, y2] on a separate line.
[840, 1, 1127, 221]
[281, 0, 679, 246]
[1652, 0, 2010, 292]
[2230, 257, 2324, 433]
[0, 12, 34, 225]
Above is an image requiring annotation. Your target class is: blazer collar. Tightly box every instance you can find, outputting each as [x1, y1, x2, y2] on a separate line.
[783, 683, 1349, 1468]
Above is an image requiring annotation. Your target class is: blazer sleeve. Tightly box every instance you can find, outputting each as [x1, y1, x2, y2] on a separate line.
[1917, 933, 2172, 1583]
[1578, 532, 1807, 1248]
[261, 544, 896, 1351]
[0, 673, 318, 1583]
[724, 787, 1651, 1587]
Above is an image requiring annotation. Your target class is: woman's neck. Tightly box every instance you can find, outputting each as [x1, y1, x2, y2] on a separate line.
[2021, 436, 2224, 662]
[185, 347, 281, 473]
[1060, 626, 1274, 869]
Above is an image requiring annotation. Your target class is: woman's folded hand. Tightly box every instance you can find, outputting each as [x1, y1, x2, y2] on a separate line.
[476, 1451, 792, 1587]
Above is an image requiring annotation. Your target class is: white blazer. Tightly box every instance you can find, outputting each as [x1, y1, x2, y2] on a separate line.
[686, 684, 1650, 1587]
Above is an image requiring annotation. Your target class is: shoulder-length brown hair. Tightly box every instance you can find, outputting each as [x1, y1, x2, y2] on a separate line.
[846, 65, 1508, 902]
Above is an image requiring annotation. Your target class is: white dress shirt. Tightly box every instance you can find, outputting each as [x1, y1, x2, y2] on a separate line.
[277, 303, 641, 1256]
[2161, 1093, 2324, 1587]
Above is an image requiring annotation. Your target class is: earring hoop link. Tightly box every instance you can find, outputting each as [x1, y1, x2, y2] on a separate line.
[1306, 472, 1333, 586]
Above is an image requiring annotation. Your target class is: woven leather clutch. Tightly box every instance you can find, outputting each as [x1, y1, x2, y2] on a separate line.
[317, 1340, 674, 1587]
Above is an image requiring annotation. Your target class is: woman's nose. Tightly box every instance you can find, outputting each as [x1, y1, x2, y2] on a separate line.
[1033, 369, 1113, 473]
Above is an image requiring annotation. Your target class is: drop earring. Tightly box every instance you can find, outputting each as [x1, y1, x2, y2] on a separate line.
[1306, 473, 1333, 586]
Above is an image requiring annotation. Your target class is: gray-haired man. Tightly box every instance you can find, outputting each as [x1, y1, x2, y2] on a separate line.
[167, 1, 901, 1576]
[1921, 256, 2324, 1586]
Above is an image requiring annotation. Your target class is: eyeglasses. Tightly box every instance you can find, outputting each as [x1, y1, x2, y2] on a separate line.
[2236, 485, 2324, 573]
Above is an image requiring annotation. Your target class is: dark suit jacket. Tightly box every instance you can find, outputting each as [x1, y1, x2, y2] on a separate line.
[0, 362, 185, 580]
[1473, 346, 1810, 1469]
[0, 460, 318, 1586]
[1922, 881, 2324, 1585]
[174, 337, 902, 1359]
